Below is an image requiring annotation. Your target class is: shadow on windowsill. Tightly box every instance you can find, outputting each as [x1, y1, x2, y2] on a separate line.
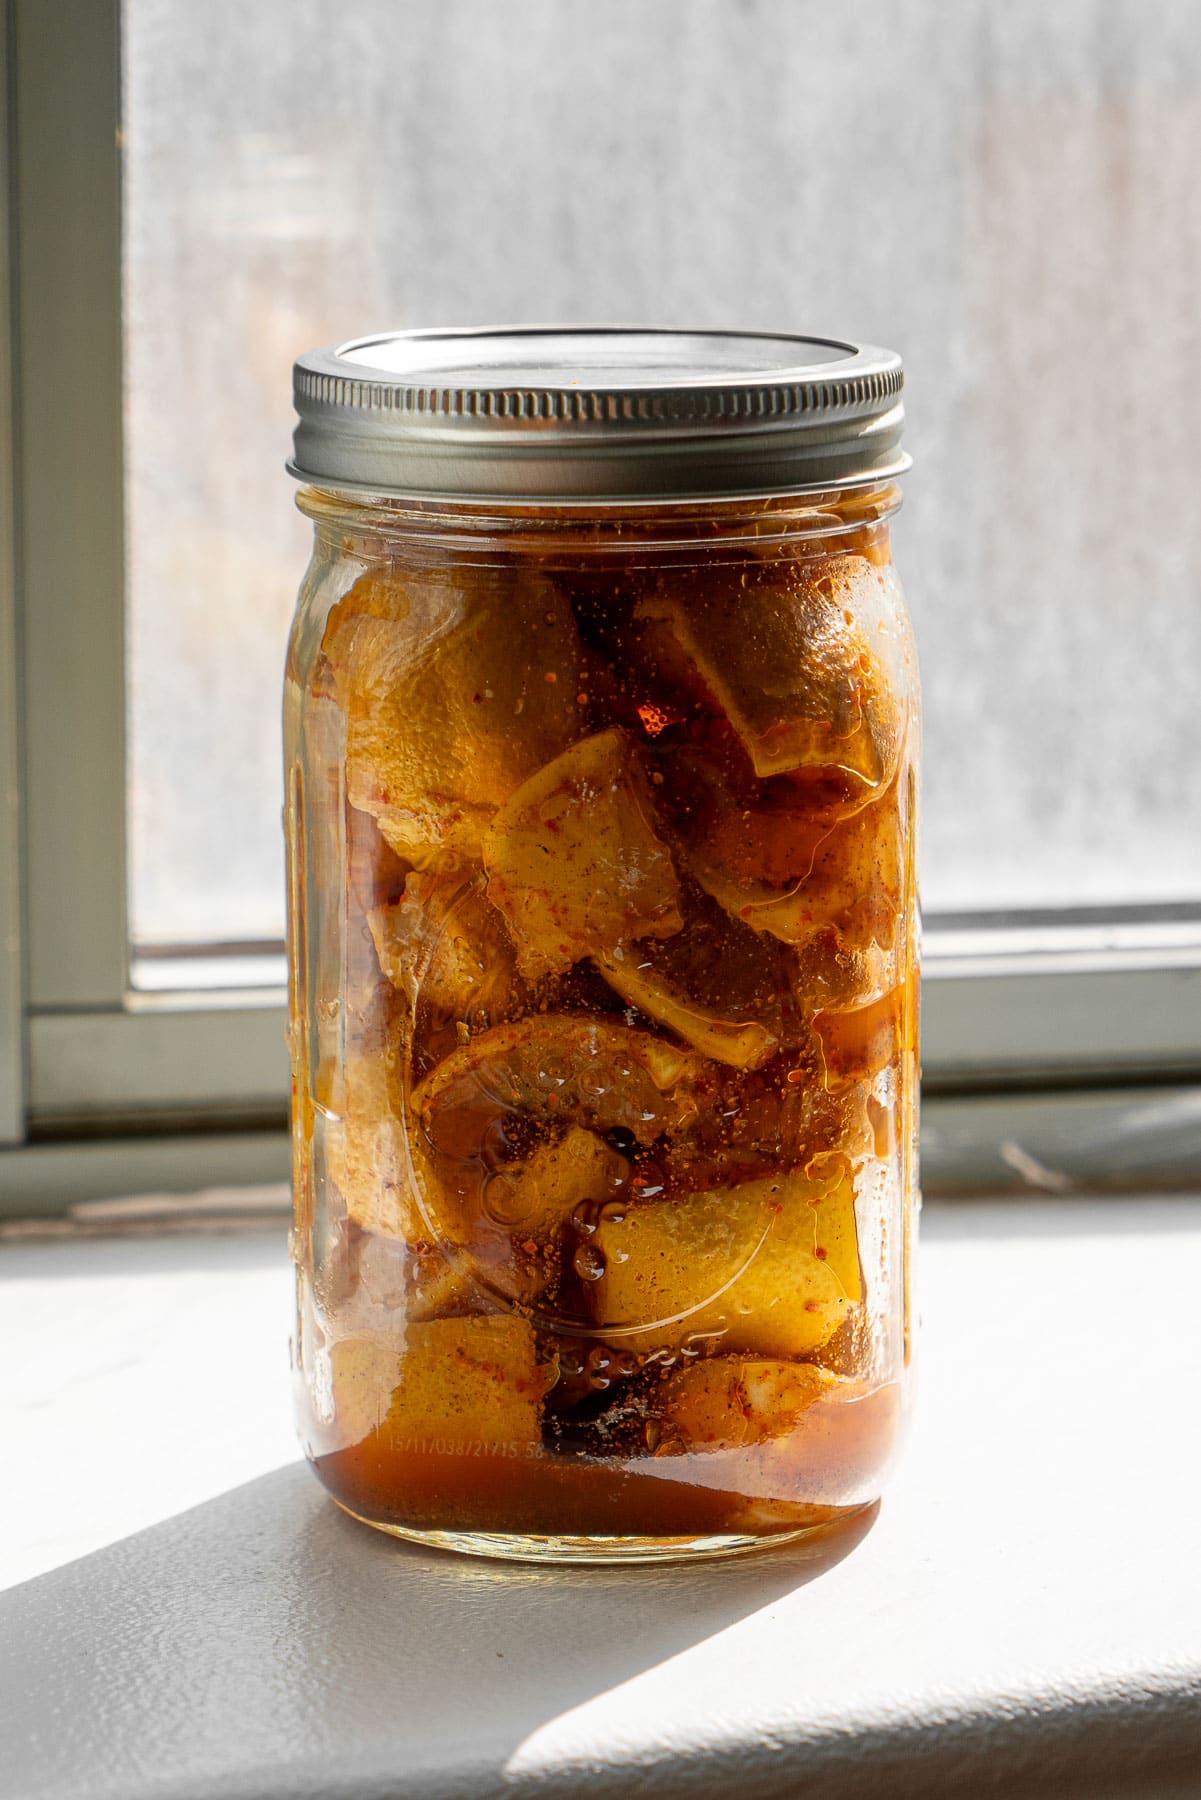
[0, 1460, 874, 1800]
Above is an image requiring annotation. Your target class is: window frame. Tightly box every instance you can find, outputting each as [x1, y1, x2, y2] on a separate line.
[0, 0, 22, 1149]
[1, 0, 1199, 1211]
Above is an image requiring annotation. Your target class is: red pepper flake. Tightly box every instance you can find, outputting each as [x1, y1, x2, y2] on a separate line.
[576, 692, 589, 706]
[815, 1246, 828, 1260]
[637, 700, 688, 738]
[786, 1068, 805, 1085]
[544, 670, 558, 684]
[472, 692, 483, 704]
[804, 1299, 821, 1313]
[542, 816, 562, 834]
[522, 1239, 538, 1256]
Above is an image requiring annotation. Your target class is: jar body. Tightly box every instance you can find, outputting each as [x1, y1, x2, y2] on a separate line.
[285, 486, 920, 1560]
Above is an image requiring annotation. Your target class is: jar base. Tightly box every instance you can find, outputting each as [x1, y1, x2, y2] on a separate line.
[332, 1497, 876, 1565]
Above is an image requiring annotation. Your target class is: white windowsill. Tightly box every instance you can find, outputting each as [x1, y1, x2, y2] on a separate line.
[3, 1194, 1200, 1797]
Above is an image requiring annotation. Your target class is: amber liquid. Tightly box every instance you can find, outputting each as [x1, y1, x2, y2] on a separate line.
[287, 489, 918, 1549]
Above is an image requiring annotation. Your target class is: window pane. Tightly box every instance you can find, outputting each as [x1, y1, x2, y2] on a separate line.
[123, 0, 1201, 955]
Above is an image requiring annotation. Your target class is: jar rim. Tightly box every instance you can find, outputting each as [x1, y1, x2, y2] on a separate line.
[290, 326, 907, 502]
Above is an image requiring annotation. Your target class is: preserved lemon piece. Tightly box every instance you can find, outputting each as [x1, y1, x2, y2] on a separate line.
[482, 1126, 626, 1237]
[591, 1162, 861, 1358]
[635, 554, 905, 792]
[341, 907, 395, 1054]
[655, 1357, 835, 1450]
[815, 984, 908, 1091]
[346, 801, 409, 914]
[330, 1316, 550, 1454]
[680, 759, 904, 960]
[413, 1015, 707, 1157]
[368, 869, 517, 1022]
[347, 1229, 481, 1328]
[406, 1244, 481, 1321]
[483, 728, 683, 979]
[596, 948, 776, 1071]
[310, 796, 399, 1057]
[410, 1015, 707, 1270]
[322, 568, 582, 863]
[323, 1047, 419, 1240]
[592, 889, 796, 1071]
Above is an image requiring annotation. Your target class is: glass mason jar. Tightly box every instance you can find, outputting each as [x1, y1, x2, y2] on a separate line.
[285, 329, 919, 1563]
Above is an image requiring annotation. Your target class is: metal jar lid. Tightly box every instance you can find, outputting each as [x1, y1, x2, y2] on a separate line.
[289, 327, 906, 502]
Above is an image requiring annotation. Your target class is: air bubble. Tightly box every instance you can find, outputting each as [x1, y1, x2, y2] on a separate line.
[482, 1170, 529, 1225]
[630, 1161, 665, 1199]
[573, 1243, 607, 1282]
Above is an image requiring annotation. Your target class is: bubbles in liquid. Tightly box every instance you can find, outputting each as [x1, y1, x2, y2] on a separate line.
[586, 1344, 615, 1390]
[482, 1170, 528, 1225]
[629, 1160, 665, 1199]
[573, 1242, 607, 1282]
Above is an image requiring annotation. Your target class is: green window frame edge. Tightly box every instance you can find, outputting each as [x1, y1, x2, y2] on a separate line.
[1, 0, 1198, 1216]
[0, 0, 22, 1148]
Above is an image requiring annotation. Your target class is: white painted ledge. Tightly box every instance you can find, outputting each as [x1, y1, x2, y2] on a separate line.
[2, 1196, 1200, 1798]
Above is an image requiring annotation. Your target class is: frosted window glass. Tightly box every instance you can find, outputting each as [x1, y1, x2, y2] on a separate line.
[124, 0, 1201, 950]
